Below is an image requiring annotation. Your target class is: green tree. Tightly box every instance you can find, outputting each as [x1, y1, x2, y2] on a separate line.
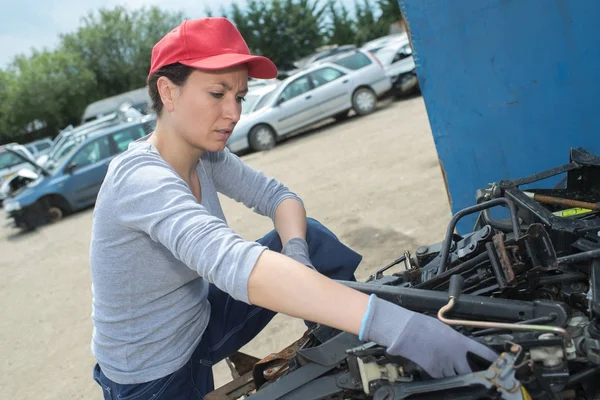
[353, 0, 389, 46]
[60, 6, 184, 101]
[377, 0, 403, 26]
[218, 0, 327, 69]
[6, 49, 96, 138]
[326, 0, 356, 45]
[0, 69, 17, 143]
[0, 0, 406, 144]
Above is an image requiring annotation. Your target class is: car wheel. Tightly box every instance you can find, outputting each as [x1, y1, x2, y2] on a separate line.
[39, 196, 67, 224]
[352, 87, 377, 116]
[48, 205, 63, 223]
[248, 124, 277, 152]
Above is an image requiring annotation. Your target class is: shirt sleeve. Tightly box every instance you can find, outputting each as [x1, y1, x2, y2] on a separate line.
[111, 152, 267, 304]
[209, 148, 304, 219]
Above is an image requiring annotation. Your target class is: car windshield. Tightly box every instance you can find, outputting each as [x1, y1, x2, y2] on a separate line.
[0, 150, 25, 170]
[242, 87, 278, 115]
[253, 88, 277, 112]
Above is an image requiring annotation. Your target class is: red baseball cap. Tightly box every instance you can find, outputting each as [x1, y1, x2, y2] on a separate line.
[149, 17, 278, 79]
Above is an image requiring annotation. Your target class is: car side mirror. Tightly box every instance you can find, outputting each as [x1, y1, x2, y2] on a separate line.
[64, 162, 77, 174]
[276, 97, 285, 106]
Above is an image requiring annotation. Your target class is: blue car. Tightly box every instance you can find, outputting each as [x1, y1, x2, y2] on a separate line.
[2, 117, 156, 230]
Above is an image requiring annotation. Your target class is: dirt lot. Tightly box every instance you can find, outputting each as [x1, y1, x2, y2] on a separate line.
[0, 96, 453, 399]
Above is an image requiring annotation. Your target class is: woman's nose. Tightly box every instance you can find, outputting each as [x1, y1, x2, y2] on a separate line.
[222, 97, 241, 122]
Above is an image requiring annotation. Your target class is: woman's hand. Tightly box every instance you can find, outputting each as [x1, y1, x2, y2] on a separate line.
[247, 252, 497, 379]
[359, 295, 498, 378]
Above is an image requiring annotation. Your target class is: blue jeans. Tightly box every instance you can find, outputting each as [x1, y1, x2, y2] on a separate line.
[93, 218, 361, 399]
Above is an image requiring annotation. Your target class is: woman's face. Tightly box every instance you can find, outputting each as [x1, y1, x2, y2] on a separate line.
[162, 64, 249, 153]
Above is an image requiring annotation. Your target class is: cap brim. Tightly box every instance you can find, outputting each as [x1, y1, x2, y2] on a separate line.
[179, 53, 278, 79]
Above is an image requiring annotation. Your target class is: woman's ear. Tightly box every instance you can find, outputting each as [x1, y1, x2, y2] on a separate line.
[157, 76, 178, 113]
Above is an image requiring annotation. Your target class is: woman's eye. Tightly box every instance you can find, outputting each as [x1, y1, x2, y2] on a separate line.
[236, 96, 246, 103]
[210, 92, 224, 99]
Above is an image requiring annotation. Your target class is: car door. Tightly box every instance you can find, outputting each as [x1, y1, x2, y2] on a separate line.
[273, 74, 316, 133]
[307, 66, 350, 115]
[61, 135, 113, 208]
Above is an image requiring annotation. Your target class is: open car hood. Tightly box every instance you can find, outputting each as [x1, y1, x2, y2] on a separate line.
[5, 145, 52, 177]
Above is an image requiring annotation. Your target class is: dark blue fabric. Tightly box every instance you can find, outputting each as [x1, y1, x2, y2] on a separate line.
[93, 217, 361, 399]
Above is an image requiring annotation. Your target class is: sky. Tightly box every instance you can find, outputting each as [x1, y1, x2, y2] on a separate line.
[0, 0, 358, 69]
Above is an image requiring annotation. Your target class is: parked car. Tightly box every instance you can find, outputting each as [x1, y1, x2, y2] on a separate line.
[0, 143, 37, 185]
[361, 32, 409, 53]
[24, 138, 53, 160]
[227, 50, 392, 154]
[278, 45, 358, 79]
[295, 44, 358, 69]
[0, 143, 48, 207]
[248, 78, 279, 88]
[2, 117, 156, 230]
[81, 87, 151, 123]
[241, 82, 282, 116]
[367, 36, 420, 97]
[38, 106, 148, 167]
[0, 168, 40, 207]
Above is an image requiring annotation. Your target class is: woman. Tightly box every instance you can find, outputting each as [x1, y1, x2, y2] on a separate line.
[90, 17, 496, 399]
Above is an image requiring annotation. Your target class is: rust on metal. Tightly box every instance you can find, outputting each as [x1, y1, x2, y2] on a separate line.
[207, 329, 315, 399]
[253, 330, 312, 382]
[492, 233, 516, 284]
[531, 193, 600, 211]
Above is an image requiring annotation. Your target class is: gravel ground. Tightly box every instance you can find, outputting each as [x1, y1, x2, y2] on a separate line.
[0, 95, 453, 399]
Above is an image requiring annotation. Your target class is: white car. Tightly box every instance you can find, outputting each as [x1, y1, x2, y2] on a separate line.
[0, 144, 36, 183]
[367, 36, 420, 97]
[0, 144, 38, 205]
[227, 49, 392, 153]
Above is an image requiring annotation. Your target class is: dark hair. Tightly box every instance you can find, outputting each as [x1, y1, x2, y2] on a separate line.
[147, 63, 195, 115]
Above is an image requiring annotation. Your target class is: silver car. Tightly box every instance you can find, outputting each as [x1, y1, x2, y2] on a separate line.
[227, 49, 392, 153]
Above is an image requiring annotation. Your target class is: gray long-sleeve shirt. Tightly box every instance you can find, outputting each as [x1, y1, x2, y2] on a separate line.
[89, 138, 302, 384]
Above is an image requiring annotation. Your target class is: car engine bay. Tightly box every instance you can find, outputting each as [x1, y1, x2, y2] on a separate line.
[207, 148, 600, 400]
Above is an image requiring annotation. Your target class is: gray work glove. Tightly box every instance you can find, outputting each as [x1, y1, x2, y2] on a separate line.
[281, 237, 315, 270]
[360, 295, 498, 379]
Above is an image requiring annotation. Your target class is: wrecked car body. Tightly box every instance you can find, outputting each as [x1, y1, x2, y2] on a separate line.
[207, 148, 600, 400]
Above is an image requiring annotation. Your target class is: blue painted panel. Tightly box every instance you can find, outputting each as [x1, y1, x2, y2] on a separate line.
[400, 0, 600, 232]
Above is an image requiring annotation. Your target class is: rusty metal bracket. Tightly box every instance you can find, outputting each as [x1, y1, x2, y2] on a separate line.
[252, 330, 313, 388]
[206, 330, 314, 400]
[492, 233, 517, 285]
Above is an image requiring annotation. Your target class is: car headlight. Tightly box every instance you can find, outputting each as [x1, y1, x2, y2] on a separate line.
[3, 200, 21, 212]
